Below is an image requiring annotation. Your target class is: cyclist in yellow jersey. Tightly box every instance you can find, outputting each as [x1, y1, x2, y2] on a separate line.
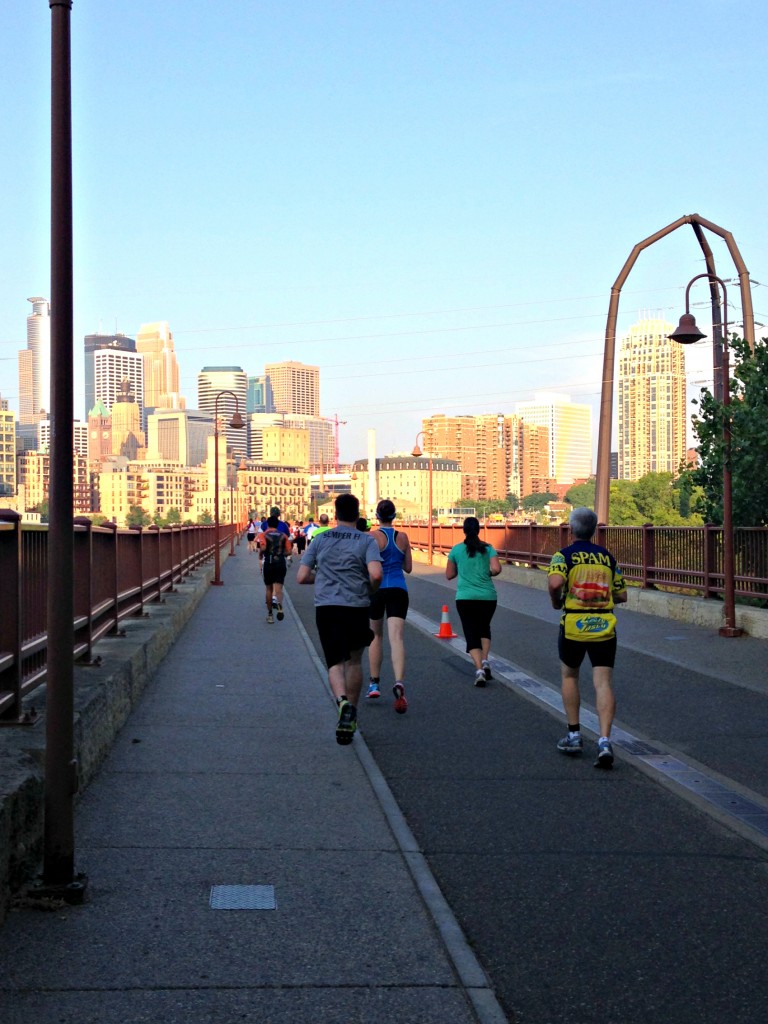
[547, 507, 627, 768]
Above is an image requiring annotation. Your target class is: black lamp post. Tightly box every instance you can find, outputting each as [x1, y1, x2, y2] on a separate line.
[212, 391, 244, 586]
[412, 432, 434, 565]
[228, 458, 236, 556]
[669, 273, 742, 637]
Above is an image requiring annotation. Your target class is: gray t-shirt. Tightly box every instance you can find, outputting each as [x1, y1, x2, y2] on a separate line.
[300, 526, 381, 606]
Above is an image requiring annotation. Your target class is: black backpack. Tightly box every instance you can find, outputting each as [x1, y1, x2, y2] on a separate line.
[263, 531, 286, 566]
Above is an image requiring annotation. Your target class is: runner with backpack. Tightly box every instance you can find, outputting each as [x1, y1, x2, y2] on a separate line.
[258, 515, 292, 623]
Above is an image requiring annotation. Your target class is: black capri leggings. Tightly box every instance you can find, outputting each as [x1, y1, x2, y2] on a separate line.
[455, 599, 497, 653]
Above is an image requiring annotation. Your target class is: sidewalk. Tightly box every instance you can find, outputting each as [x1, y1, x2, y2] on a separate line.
[0, 550, 505, 1024]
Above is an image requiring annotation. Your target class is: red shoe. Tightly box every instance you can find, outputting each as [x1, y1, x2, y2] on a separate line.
[393, 683, 408, 714]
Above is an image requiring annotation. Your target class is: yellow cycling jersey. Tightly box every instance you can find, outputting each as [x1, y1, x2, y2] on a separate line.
[548, 541, 626, 641]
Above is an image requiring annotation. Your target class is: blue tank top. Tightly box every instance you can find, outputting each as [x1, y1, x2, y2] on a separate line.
[378, 527, 407, 590]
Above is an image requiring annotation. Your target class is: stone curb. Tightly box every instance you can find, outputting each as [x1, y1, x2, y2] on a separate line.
[0, 562, 214, 926]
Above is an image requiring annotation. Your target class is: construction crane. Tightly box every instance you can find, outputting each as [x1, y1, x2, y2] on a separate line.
[320, 413, 347, 473]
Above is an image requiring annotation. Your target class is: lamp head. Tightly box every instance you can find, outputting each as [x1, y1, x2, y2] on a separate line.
[669, 313, 706, 345]
[230, 411, 245, 429]
[411, 444, 422, 457]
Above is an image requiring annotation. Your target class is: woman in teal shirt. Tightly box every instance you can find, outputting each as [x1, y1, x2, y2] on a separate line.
[446, 517, 502, 687]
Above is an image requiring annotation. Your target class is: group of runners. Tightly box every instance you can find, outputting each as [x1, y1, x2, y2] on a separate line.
[251, 495, 627, 769]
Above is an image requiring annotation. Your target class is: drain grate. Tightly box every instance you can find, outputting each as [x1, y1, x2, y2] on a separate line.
[209, 884, 277, 910]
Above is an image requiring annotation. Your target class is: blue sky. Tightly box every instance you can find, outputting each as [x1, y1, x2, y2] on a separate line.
[2, 0, 766, 463]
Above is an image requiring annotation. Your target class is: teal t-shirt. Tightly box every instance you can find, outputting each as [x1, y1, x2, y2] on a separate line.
[448, 542, 498, 600]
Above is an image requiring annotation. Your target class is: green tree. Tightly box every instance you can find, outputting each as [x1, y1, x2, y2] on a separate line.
[692, 335, 768, 526]
[165, 507, 182, 524]
[197, 510, 213, 525]
[608, 480, 643, 525]
[33, 499, 49, 523]
[521, 491, 557, 512]
[125, 505, 151, 527]
[564, 479, 595, 508]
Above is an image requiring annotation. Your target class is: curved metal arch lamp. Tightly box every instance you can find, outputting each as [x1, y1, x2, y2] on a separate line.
[595, 213, 755, 525]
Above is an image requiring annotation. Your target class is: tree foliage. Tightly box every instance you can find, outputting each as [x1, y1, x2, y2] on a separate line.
[691, 335, 768, 527]
[564, 479, 595, 508]
[125, 505, 151, 527]
[521, 491, 557, 511]
[605, 473, 704, 526]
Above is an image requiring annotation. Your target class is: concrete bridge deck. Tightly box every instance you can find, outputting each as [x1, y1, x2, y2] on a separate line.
[1, 549, 767, 1024]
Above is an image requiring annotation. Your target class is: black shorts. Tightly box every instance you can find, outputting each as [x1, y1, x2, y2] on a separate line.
[369, 587, 409, 621]
[455, 599, 497, 653]
[316, 605, 374, 668]
[263, 563, 287, 585]
[558, 628, 617, 669]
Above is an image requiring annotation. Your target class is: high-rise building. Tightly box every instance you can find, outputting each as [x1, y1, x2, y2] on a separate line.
[247, 374, 272, 414]
[248, 411, 333, 469]
[422, 413, 518, 502]
[136, 321, 186, 417]
[18, 297, 51, 425]
[516, 420, 553, 498]
[94, 349, 145, 426]
[38, 420, 89, 459]
[84, 333, 136, 420]
[265, 361, 320, 417]
[515, 393, 592, 485]
[111, 379, 145, 459]
[146, 409, 214, 467]
[0, 407, 16, 497]
[197, 366, 248, 459]
[618, 316, 686, 480]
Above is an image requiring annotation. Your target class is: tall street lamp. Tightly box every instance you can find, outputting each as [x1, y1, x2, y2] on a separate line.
[212, 391, 244, 586]
[412, 432, 434, 565]
[669, 273, 742, 637]
[228, 457, 237, 556]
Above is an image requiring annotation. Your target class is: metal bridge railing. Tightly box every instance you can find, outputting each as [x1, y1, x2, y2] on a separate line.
[0, 513, 229, 724]
[407, 522, 768, 603]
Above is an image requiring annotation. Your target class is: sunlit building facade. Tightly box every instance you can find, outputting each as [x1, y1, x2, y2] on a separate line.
[136, 321, 186, 418]
[265, 361, 320, 417]
[515, 393, 592, 485]
[18, 297, 51, 425]
[618, 317, 686, 480]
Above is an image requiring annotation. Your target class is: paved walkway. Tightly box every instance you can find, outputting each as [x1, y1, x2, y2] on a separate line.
[0, 550, 504, 1024]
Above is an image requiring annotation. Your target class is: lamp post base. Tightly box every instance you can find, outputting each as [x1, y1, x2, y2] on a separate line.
[26, 873, 88, 906]
[719, 625, 743, 637]
[211, 580, 224, 587]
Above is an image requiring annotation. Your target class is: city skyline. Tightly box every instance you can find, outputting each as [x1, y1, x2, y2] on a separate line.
[2, 2, 766, 464]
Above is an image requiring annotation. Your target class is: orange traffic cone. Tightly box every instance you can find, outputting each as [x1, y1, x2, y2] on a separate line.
[434, 604, 458, 639]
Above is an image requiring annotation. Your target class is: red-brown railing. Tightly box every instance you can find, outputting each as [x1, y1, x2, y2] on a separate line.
[0, 512, 233, 723]
[406, 522, 768, 602]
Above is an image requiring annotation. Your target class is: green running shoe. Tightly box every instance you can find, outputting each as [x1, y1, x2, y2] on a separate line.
[336, 700, 357, 745]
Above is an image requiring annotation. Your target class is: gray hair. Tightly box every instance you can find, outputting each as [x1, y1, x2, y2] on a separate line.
[569, 506, 598, 539]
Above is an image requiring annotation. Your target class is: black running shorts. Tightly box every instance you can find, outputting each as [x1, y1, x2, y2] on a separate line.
[263, 563, 287, 585]
[316, 605, 374, 668]
[368, 587, 409, 621]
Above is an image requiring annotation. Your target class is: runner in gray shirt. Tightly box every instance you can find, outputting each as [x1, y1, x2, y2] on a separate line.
[298, 493, 382, 745]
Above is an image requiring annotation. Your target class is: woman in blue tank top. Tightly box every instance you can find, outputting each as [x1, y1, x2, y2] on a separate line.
[367, 499, 412, 712]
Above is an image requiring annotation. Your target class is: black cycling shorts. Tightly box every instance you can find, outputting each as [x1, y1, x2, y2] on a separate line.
[558, 628, 617, 669]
